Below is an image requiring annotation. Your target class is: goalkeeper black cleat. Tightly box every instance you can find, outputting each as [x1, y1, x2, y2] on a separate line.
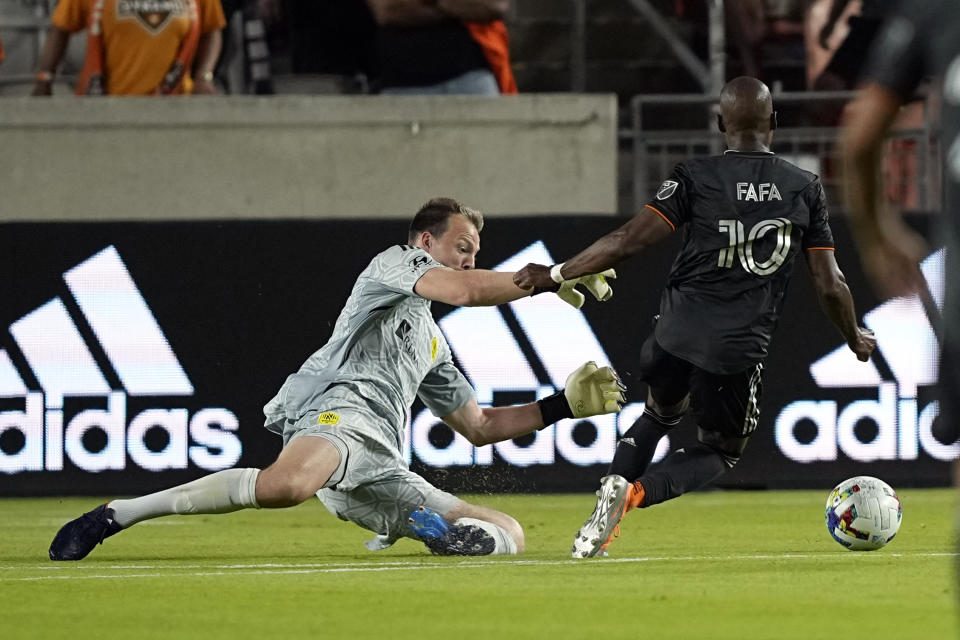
[408, 506, 496, 556]
[49, 503, 123, 561]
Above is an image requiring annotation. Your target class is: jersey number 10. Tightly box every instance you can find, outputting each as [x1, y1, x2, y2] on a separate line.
[717, 218, 793, 276]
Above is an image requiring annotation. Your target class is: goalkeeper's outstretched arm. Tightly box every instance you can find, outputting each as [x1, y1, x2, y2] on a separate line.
[415, 267, 533, 307]
[442, 362, 626, 447]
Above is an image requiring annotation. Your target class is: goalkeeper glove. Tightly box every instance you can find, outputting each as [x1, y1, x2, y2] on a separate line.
[550, 263, 617, 309]
[537, 361, 627, 426]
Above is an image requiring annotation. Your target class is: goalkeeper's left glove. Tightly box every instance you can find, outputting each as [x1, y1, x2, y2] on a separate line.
[536, 361, 627, 427]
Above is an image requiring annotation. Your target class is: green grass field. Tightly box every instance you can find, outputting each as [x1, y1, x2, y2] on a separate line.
[2, 489, 957, 639]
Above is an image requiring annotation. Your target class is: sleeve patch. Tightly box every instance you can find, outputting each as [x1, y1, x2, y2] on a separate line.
[656, 180, 679, 200]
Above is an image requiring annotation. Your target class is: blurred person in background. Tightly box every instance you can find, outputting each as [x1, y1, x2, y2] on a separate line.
[805, 0, 861, 90]
[365, 0, 516, 95]
[808, 0, 893, 92]
[842, 0, 960, 611]
[807, 0, 921, 209]
[32, 0, 226, 96]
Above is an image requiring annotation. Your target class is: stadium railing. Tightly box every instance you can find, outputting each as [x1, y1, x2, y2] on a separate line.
[629, 90, 938, 214]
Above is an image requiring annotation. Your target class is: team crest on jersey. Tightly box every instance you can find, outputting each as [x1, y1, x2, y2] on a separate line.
[656, 180, 679, 200]
[317, 411, 340, 425]
[116, 0, 185, 32]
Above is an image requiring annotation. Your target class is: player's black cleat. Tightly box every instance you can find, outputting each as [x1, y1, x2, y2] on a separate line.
[49, 503, 123, 561]
[408, 506, 496, 556]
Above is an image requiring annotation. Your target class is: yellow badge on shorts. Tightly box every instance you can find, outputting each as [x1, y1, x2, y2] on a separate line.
[430, 336, 439, 362]
[317, 411, 340, 425]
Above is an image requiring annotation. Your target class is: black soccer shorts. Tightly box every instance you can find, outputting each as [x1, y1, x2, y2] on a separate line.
[637, 333, 763, 438]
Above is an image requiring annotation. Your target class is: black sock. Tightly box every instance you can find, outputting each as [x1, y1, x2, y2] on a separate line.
[635, 444, 728, 507]
[607, 409, 676, 481]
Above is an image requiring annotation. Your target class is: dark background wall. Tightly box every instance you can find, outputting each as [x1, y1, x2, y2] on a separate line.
[0, 214, 950, 496]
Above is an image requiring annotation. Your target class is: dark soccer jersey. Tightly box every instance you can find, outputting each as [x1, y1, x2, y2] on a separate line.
[647, 151, 835, 374]
[860, 0, 960, 338]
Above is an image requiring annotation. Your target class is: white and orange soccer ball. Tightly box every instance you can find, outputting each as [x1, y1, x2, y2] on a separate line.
[825, 476, 902, 551]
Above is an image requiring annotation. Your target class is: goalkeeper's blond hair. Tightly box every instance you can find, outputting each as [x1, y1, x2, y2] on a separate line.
[408, 197, 484, 243]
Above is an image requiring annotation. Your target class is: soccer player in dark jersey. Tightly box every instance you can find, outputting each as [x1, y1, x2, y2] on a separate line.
[842, 0, 960, 607]
[514, 76, 877, 559]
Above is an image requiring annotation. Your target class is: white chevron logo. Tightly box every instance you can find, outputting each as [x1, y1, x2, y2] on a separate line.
[775, 248, 957, 462]
[0, 246, 241, 474]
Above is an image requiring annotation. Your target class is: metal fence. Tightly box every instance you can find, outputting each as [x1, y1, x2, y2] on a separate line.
[630, 90, 939, 214]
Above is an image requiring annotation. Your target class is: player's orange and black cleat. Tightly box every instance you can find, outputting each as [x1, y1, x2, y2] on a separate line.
[571, 476, 645, 558]
[49, 503, 123, 561]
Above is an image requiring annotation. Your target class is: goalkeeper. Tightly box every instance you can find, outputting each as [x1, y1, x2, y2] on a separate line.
[48, 197, 625, 560]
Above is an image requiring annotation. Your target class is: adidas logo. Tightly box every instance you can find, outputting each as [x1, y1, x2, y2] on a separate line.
[0, 246, 241, 474]
[404, 241, 669, 469]
[775, 248, 957, 462]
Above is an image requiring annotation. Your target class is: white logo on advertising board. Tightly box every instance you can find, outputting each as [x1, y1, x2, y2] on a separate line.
[0, 246, 242, 474]
[775, 249, 957, 462]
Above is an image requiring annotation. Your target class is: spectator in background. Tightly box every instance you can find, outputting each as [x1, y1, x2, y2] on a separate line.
[32, 0, 226, 96]
[365, 0, 517, 95]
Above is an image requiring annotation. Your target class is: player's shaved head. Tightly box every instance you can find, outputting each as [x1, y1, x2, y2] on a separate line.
[718, 76, 774, 134]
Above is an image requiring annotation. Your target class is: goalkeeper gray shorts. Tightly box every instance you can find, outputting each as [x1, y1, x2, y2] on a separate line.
[284, 407, 459, 544]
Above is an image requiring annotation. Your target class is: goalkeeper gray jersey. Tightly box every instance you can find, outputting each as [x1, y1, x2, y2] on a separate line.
[263, 244, 475, 449]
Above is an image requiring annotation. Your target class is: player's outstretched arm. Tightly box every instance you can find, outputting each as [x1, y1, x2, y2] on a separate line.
[442, 362, 626, 446]
[805, 249, 876, 361]
[513, 207, 673, 291]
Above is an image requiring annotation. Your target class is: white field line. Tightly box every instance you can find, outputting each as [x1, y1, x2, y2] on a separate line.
[2, 552, 957, 582]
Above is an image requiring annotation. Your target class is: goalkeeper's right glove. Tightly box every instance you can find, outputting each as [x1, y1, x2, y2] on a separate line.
[550, 263, 617, 309]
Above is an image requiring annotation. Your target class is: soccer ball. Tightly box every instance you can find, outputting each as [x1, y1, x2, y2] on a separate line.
[825, 476, 902, 551]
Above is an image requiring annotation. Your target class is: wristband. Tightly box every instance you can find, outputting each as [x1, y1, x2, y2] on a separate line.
[549, 263, 566, 284]
[198, 71, 214, 82]
[536, 390, 573, 428]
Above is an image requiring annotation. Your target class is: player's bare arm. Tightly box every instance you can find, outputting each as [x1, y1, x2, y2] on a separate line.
[441, 361, 626, 446]
[512, 207, 673, 289]
[842, 83, 928, 298]
[414, 267, 532, 306]
[804, 248, 876, 361]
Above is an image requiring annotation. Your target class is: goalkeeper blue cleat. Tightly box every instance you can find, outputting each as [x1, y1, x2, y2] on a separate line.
[408, 506, 496, 556]
[49, 503, 123, 561]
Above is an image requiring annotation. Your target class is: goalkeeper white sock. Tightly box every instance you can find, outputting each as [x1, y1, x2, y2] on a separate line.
[454, 517, 518, 555]
[108, 468, 261, 528]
